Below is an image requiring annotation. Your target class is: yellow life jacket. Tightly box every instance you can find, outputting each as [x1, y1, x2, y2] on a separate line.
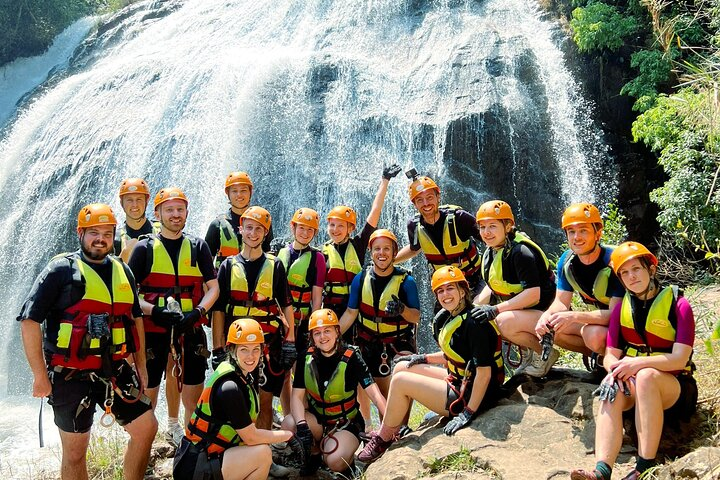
[562, 246, 614, 308]
[225, 255, 281, 335]
[304, 347, 358, 425]
[322, 240, 362, 307]
[413, 205, 481, 275]
[481, 232, 549, 301]
[214, 213, 240, 268]
[437, 311, 503, 381]
[277, 247, 317, 323]
[356, 267, 412, 340]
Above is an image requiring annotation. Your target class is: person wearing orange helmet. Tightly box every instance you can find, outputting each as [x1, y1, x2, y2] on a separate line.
[338, 229, 421, 399]
[283, 309, 387, 476]
[115, 177, 160, 263]
[571, 242, 697, 480]
[394, 171, 483, 295]
[19, 203, 157, 480]
[204, 171, 274, 270]
[277, 208, 327, 356]
[473, 200, 557, 378]
[174, 318, 304, 480]
[534, 203, 625, 375]
[357, 266, 504, 464]
[128, 187, 219, 432]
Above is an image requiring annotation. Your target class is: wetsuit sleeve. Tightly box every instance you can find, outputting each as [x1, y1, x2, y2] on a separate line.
[214, 260, 231, 312]
[351, 348, 374, 389]
[128, 240, 150, 284]
[122, 263, 144, 318]
[293, 355, 307, 388]
[213, 378, 253, 430]
[195, 239, 217, 282]
[262, 224, 274, 253]
[273, 261, 292, 308]
[17, 258, 71, 323]
[470, 321, 497, 368]
[407, 218, 421, 251]
[357, 222, 376, 252]
[204, 219, 221, 257]
[346, 272, 363, 309]
[313, 252, 326, 288]
[606, 272, 625, 298]
[400, 275, 420, 309]
[555, 250, 574, 292]
[674, 297, 695, 346]
[606, 302, 622, 350]
[511, 244, 542, 289]
[455, 209, 481, 241]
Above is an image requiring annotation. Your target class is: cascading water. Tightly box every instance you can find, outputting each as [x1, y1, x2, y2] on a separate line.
[0, 0, 612, 473]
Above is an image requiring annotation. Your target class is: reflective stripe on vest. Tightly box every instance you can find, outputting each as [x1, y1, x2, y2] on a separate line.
[322, 241, 362, 306]
[357, 268, 411, 338]
[438, 312, 503, 380]
[481, 232, 550, 300]
[187, 361, 258, 455]
[414, 205, 481, 275]
[226, 255, 281, 334]
[53, 254, 136, 370]
[562, 250, 612, 308]
[139, 235, 205, 332]
[215, 213, 240, 268]
[304, 347, 358, 424]
[277, 247, 314, 323]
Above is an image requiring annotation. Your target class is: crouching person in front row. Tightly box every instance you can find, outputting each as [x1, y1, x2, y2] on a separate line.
[174, 318, 304, 480]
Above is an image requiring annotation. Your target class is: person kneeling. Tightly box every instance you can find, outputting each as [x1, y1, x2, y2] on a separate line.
[174, 319, 303, 480]
[357, 266, 505, 464]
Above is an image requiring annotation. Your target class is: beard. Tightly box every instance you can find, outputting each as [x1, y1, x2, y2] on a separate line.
[81, 241, 112, 261]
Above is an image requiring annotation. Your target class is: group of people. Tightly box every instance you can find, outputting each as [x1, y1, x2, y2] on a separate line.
[18, 165, 698, 480]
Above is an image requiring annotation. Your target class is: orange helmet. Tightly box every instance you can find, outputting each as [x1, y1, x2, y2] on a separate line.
[240, 206, 272, 231]
[562, 203, 603, 229]
[290, 208, 320, 230]
[408, 176, 440, 201]
[154, 187, 188, 209]
[609, 241, 658, 274]
[77, 203, 118, 230]
[119, 178, 150, 198]
[225, 171, 253, 192]
[476, 200, 514, 224]
[369, 228, 398, 250]
[326, 206, 357, 228]
[308, 309, 340, 331]
[431, 265, 469, 292]
[226, 318, 264, 345]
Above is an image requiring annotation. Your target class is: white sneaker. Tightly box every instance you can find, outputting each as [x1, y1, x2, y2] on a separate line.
[525, 348, 560, 377]
[165, 422, 184, 446]
[268, 462, 291, 478]
[512, 347, 535, 375]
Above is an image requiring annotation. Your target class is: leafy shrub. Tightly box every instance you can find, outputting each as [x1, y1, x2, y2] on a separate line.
[570, 2, 640, 53]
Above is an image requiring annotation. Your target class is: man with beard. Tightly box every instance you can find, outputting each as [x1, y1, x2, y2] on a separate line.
[339, 229, 420, 399]
[19, 203, 157, 480]
[114, 178, 160, 263]
[205, 172, 273, 269]
[129, 187, 219, 430]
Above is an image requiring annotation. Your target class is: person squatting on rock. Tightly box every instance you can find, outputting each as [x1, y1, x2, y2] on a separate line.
[282, 309, 387, 476]
[338, 228, 421, 400]
[571, 242, 697, 480]
[473, 200, 558, 377]
[173, 318, 304, 480]
[128, 187, 219, 428]
[357, 265, 505, 464]
[394, 172, 484, 298]
[535, 203, 625, 375]
[322, 163, 400, 429]
[19, 203, 157, 480]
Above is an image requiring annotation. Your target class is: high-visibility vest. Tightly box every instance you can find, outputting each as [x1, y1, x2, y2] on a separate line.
[304, 347, 358, 425]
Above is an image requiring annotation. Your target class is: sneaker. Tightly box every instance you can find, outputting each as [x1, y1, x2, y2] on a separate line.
[165, 422, 184, 447]
[524, 347, 559, 377]
[268, 462, 291, 478]
[512, 347, 535, 375]
[570, 468, 606, 480]
[397, 425, 413, 438]
[357, 433, 394, 464]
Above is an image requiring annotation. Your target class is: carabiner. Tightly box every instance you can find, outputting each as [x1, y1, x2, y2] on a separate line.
[378, 348, 391, 376]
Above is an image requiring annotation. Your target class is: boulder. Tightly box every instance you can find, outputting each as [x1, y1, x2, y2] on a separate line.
[655, 447, 720, 480]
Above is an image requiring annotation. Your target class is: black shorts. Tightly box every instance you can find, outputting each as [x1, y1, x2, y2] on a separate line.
[256, 332, 288, 397]
[318, 415, 365, 445]
[48, 361, 152, 433]
[445, 377, 500, 417]
[146, 327, 208, 389]
[174, 437, 223, 480]
[358, 334, 416, 378]
[666, 374, 698, 422]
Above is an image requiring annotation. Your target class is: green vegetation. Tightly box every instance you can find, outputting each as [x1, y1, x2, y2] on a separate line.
[569, 0, 720, 277]
[424, 446, 500, 477]
[0, 0, 134, 66]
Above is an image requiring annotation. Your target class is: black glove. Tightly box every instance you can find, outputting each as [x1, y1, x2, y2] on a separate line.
[279, 340, 297, 370]
[179, 308, 202, 332]
[295, 421, 314, 465]
[444, 407, 475, 435]
[151, 305, 184, 328]
[593, 380, 620, 403]
[211, 347, 227, 370]
[470, 305, 499, 324]
[382, 164, 402, 180]
[540, 330, 555, 362]
[385, 294, 405, 316]
[393, 354, 427, 369]
[286, 434, 306, 471]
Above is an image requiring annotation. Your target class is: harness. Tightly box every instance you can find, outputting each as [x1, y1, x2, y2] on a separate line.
[356, 267, 412, 342]
[304, 347, 358, 425]
[562, 246, 614, 308]
[224, 255, 280, 332]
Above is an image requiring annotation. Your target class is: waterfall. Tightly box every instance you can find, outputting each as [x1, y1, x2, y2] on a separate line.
[0, 0, 611, 469]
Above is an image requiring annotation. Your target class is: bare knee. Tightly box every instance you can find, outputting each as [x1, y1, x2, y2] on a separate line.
[326, 453, 352, 472]
[635, 368, 662, 392]
[126, 411, 158, 445]
[581, 327, 607, 353]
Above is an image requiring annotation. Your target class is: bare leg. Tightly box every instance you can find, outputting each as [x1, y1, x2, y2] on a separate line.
[495, 310, 544, 353]
[323, 430, 359, 472]
[145, 386, 160, 412]
[594, 382, 635, 467]
[357, 386, 373, 430]
[123, 410, 158, 480]
[634, 369, 681, 459]
[280, 373, 292, 417]
[257, 390, 275, 430]
[59, 430, 90, 480]
[382, 371, 449, 428]
[165, 354, 181, 422]
[581, 325, 608, 355]
[181, 384, 204, 426]
[222, 444, 272, 480]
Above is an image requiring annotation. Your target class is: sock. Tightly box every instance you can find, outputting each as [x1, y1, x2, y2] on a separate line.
[167, 416, 179, 428]
[636, 456, 656, 473]
[377, 423, 400, 442]
[595, 461, 612, 480]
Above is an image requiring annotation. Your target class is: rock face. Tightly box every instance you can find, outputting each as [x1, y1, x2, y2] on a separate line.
[655, 447, 720, 480]
[366, 370, 637, 480]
